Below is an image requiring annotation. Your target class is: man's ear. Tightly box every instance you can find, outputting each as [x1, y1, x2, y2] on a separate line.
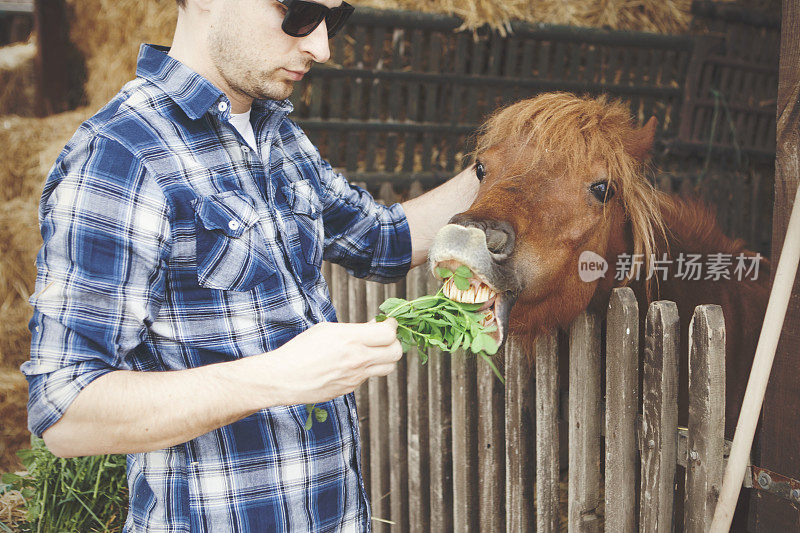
[623, 116, 658, 162]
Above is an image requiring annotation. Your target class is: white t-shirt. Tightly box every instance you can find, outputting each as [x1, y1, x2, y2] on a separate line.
[228, 108, 258, 152]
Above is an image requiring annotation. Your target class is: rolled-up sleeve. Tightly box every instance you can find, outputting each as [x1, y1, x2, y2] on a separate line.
[316, 157, 412, 282]
[22, 134, 171, 437]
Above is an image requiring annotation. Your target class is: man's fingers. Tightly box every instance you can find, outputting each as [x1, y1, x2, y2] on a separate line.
[361, 318, 399, 347]
[368, 362, 398, 378]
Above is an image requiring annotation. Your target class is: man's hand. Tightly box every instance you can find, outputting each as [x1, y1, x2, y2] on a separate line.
[263, 319, 403, 405]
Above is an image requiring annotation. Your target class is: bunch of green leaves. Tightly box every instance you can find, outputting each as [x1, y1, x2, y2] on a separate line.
[376, 267, 504, 384]
[1, 437, 127, 532]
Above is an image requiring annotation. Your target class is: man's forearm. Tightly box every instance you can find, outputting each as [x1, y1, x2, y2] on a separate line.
[43, 353, 277, 457]
[401, 165, 479, 268]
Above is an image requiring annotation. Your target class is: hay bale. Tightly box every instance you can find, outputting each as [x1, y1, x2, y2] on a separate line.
[0, 367, 29, 473]
[0, 38, 37, 116]
[66, 0, 176, 107]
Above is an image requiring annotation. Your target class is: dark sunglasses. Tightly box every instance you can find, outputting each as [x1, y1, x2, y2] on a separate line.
[277, 0, 355, 39]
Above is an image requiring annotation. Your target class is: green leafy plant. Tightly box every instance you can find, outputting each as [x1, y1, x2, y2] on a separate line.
[304, 267, 503, 429]
[1, 437, 127, 532]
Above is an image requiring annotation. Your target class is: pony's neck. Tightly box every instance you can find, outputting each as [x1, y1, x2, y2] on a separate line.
[655, 194, 750, 259]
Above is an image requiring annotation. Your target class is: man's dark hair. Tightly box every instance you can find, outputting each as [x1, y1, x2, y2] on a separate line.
[176, 0, 186, 7]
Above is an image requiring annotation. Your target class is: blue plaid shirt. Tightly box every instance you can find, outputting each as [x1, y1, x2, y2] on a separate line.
[22, 44, 411, 532]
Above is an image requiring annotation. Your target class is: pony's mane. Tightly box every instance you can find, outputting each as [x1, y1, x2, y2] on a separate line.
[473, 92, 669, 298]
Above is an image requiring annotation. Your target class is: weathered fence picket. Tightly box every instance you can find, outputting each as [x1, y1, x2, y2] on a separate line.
[535, 332, 561, 533]
[640, 301, 680, 533]
[604, 288, 640, 533]
[685, 305, 726, 531]
[505, 336, 535, 532]
[426, 274, 454, 531]
[568, 312, 603, 532]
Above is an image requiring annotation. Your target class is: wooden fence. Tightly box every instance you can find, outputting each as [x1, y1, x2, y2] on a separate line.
[325, 259, 735, 531]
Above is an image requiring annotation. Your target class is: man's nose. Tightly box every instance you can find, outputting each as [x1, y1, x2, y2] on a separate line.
[301, 22, 331, 64]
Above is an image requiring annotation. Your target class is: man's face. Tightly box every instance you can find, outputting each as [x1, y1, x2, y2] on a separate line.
[206, 0, 337, 101]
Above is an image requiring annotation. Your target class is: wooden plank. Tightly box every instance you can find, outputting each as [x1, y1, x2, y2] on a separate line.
[536, 331, 560, 533]
[34, 0, 78, 115]
[684, 305, 726, 531]
[402, 29, 424, 173]
[384, 28, 404, 172]
[402, 184, 428, 533]
[753, 1, 800, 526]
[367, 280, 391, 532]
[346, 26, 367, 172]
[349, 273, 371, 493]
[501, 36, 520, 105]
[505, 336, 535, 532]
[465, 35, 487, 125]
[639, 300, 679, 533]
[405, 264, 430, 532]
[386, 277, 409, 532]
[421, 32, 442, 171]
[426, 274, 454, 531]
[552, 41, 567, 80]
[327, 36, 347, 165]
[478, 339, 505, 531]
[446, 33, 470, 172]
[451, 276, 479, 531]
[484, 32, 504, 115]
[604, 287, 639, 533]
[332, 263, 350, 323]
[568, 311, 602, 532]
[364, 26, 386, 173]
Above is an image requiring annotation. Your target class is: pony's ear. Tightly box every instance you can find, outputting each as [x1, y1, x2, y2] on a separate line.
[624, 116, 658, 162]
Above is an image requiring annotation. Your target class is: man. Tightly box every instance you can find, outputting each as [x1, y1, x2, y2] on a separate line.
[21, 0, 478, 531]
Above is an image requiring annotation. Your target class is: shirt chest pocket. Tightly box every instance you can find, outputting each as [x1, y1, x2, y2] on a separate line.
[192, 191, 275, 291]
[282, 179, 324, 268]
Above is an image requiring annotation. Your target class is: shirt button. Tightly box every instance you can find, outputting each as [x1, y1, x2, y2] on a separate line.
[218, 101, 228, 112]
[228, 219, 240, 231]
[241, 144, 250, 153]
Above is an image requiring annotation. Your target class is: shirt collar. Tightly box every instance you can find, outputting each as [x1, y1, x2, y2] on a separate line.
[135, 44, 294, 121]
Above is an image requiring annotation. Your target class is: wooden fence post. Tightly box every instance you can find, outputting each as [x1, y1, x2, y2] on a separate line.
[478, 340, 506, 531]
[684, 305, 726, 531]
[366, 280, 391, 530]
[604, 288, 640, 533]
[426, 274, 454, 531]
[404, 183, 431, 533]
[535, 332, 560, 533]
[639, 300, 679, 533]
[568, 311, 603, 532]
[505, 336, 535, 532]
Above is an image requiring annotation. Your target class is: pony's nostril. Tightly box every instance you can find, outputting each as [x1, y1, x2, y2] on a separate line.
[486, 228, 509, 254]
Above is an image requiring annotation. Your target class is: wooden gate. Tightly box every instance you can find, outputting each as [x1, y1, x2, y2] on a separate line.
[326, 258, 732, 531]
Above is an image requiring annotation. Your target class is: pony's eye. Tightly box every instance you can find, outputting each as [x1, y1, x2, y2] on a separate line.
[590, 181, 615, 203]
[475, 160, 486, 182]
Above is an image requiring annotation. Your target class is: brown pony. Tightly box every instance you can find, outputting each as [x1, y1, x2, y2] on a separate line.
[428, 92, 770, 443]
